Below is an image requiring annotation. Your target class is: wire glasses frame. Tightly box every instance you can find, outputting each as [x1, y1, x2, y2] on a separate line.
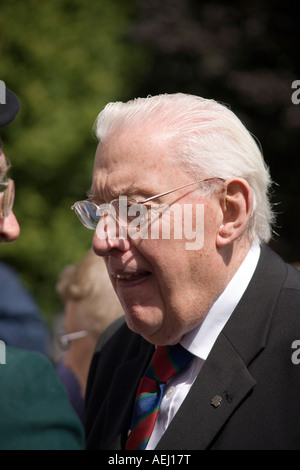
[71, 177, 224, 230]
[0, 178, 15, 218]
[58, 330, 89, 350]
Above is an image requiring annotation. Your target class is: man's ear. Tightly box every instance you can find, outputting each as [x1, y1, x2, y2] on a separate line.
[216, 178, 253, 248]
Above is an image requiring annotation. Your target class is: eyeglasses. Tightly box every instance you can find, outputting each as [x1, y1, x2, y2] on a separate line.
[71, 177, 224, 230]
[58, 330, 89, 350]
[0, 178, 15, 218]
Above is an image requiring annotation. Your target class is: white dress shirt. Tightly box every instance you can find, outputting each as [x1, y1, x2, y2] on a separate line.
[147, 242, 261, 449]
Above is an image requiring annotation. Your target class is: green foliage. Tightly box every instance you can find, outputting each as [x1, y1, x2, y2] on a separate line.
[0, 0, 146, 321]
[1, 0, 299, 326]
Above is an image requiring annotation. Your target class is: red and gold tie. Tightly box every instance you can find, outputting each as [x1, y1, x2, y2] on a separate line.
[126, 343, 194, 450]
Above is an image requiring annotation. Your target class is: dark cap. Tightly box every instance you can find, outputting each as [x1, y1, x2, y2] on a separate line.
[0, 82, 20, 128]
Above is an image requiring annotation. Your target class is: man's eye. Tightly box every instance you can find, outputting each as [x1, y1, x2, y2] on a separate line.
[126, 202, 148, 221]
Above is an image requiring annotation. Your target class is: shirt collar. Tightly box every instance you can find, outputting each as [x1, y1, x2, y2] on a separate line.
[181, 242, 261, 360]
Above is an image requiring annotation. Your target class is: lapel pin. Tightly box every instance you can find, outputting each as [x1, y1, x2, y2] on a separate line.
[211, 395, 222, 408]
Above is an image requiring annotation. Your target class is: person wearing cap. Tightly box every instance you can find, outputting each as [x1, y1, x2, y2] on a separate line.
[0, 83, 85, 449]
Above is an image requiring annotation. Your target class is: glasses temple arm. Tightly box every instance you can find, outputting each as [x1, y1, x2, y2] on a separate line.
[140, 178, 224, 203]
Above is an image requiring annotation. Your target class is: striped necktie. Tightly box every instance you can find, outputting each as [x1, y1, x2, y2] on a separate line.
[126, 343, 194, 450]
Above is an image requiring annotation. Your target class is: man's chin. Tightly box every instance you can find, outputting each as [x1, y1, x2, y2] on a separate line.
[124, 311, 163, 344]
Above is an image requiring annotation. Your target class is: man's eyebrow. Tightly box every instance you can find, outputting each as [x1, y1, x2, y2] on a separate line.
[87, 185, 139, 201]
[110, 185, 137, 198]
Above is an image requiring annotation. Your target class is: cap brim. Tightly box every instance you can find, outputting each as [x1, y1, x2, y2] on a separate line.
[0, 86, 20, 128]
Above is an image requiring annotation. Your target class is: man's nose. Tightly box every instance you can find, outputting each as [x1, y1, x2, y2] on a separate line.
[0, 210, 20, 242]
[92, 214, 130, 256]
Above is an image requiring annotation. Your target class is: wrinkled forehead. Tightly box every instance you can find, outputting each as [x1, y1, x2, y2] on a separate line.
[93, 126, 178, 176]
[91, 127, 192, 203]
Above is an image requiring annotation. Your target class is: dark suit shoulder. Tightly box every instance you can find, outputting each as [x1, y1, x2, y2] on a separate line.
[284, 262, 300, 290]
[85, 320, 154, 449]
[94, 315, 126, 353]
[86, 319, 148, 397]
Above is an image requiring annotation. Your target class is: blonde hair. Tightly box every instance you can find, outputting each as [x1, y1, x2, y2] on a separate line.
[56, 250, 124, 337]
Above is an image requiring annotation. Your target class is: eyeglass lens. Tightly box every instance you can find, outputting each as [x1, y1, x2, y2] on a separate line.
[73, 201, 99, 229]
[0, 179, 15, 218]
[72, 198, 149, 230]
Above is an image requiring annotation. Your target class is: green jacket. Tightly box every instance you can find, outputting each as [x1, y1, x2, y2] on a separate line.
[0, 346, 85, 450]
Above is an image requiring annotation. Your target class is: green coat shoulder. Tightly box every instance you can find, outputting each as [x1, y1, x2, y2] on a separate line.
[0, 346, 85, 450]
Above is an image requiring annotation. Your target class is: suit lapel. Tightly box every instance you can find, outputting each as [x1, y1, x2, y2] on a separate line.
[157, 245, 287, 449]
[156, 333, 256, 449]
[104, 340, 154, 449]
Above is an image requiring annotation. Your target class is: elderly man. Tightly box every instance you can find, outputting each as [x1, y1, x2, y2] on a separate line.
[73, 93, 300, 450]
[0, 84, 84, 449]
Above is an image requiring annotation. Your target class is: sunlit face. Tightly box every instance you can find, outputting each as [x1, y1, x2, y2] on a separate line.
[91, 126, 227, 345]
[0, 148, 20, 242]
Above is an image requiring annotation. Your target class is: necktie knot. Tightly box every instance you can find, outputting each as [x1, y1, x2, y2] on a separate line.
[145, 344, 194, 384]
[126, 343, 194, 450]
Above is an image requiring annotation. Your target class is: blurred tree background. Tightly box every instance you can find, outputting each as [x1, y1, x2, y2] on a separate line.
[0, 0, 148, 321]
[0, 0, 299, 326]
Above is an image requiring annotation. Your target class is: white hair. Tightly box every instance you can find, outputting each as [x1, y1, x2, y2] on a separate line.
[94, 93, 274, 243]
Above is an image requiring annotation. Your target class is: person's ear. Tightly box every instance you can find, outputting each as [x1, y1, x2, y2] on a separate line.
[216, 178, 253, 248]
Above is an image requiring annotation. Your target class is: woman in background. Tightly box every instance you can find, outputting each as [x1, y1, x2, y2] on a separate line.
[55, 249, 124, 422]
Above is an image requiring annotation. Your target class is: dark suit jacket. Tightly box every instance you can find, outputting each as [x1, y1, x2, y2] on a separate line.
[85, 245, 300, 450]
